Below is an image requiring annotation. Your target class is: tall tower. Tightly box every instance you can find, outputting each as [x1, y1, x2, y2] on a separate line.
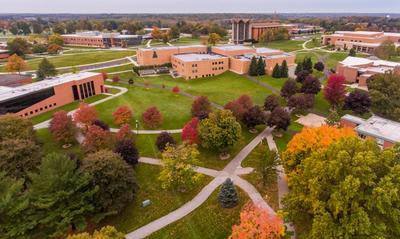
[232, 19, 251, 44]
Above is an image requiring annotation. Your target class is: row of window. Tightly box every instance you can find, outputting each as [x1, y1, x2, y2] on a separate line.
[212, 61, 224, 65]
[212, 67, 224, 71]
[188, 74, 216, 80]
[20, 103, 57, 117]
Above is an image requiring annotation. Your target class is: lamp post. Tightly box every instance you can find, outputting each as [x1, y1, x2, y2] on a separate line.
[135, 119, 139, 135]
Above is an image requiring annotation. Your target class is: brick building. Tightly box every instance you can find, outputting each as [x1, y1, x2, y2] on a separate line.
[62, 31, 143, 48]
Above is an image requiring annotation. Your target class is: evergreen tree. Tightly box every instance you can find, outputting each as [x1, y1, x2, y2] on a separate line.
[256, 57, 266, 76]
[272, 64, 281, 78]
[36, 58, 57, 81]
[303, 57, 313, 73]
[295, 62, 303, 75]
[280, 60, 288, 78]
[218, 178, 239, 208]
[349, 48, 356, 56]
[249, 56, 258, 76]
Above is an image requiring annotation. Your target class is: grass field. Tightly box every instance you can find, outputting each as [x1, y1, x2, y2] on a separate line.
[148, 187, 248, 239]
[35, 128, 83, 157]
[93, 63, 133, 73]
[0, 50, 135, 72]
[256, 39, 305, 52]
[257, 75, 288, 90]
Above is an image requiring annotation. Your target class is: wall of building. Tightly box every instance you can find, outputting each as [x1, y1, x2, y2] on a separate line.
[265, 54, 296, 74]
[229, 57, 251, 74]
[63, 36, 105, 48]
[172, 56, 229, 80]
[137, 46, 208, 66]
[211, 47, 256, 57]
[336, 64, 359, 83]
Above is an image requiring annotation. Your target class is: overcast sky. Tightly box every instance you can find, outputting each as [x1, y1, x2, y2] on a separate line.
[0, 0, 399, 13]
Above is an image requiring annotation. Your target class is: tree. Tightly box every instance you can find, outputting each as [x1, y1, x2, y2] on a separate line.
[81, 150, 136, 216]
[249, 56, 258, 76]
[112, 106, 133, 126]
[169, 26, 180, 39]
[73, 103, 98, 128]
[36, 58, 57, 80]
[52, 23, 66, 35]
[198, 110, 242, 152]
[303, 57, 313, 73]
[0, 138, 41, 180]
[280, 79, 298, 99]
[367, 73, 400, 120]
[288, 93, 315, 113]
[67, 226, 124, 239]
[295, 62, 303, 75]
[32, 44, 47, 53]
[207, 33, 221, 46]
[151, 27, 162, 40]
[324, 74, 346, 108]
[7, 37, 30, 56]
[48, 34, 64, 46]
[344, 89, 371, 115]
[49, 111, 77, 144]
[349, 47, 356, 56]
[242, 105, 266, 129]
[114, 139, 139, 166]
[230, 203, 284, 239]
[374, 40, 396, 60]
[0, 114, 35, 141]
[25, 153, 96, 238]
[112, 75, 120, 83]
[325, 109, 342, 126]
[142, 106, 163, 129]
[115, 124, 134, 142]
[236, 94, 253, 111]
[295, 70, 310, 83]
[83, 125, 112, 153]
[182, 117, 199, 144]
[5, 54, 28, 74]
[224, 100, 245, 120]
[283, 138, 400, 238]
[301, 75, 321, 94]
[257, 57, 266, 76]
[172, 86, 180, 94]
[314, 61, 325, 72]
[259, 147, 279, 186]
[92, 119, 110, 131]
[280, 60, 288, 78]
[267, 107, 290, 131]
[47, 44, 62, 54]
[156, 132, 176, 151]
[218, 178, 239, 208]
[191, 96, 212, 120]
[271, 63, 281, 78]
[101, 71, 108, 81]
[282, 125, 356, 171]
[264, 94, 280, 112]
[158, 143, 202, 190]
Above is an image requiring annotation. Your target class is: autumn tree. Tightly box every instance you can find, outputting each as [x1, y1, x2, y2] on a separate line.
[267, 107, 290, 131]
[230, 203, 284, 239]
[344, 89, 371, 115]
[92, 119, 110, 131]
[182, 117, 200, 144]
[374, 40, 396, 60]
[82, 125, 112, 152]
[0, 114, 35, 141]
[73, 103, 98, 128]
[314, 61, 325, 72]
[114, 139, 139, 166]
[112, 105, 133, 126]
[225, 94, 253, 120]
[264, 94, 280, 112]
[207, 33, 221, 46]
[112, 75, 120, 83]
[80, 150, 136, 216]
[156, 132, 176, 151]
[198, 110, 242, 153]
[158, 143, 202, 190]
[48, 34, 64, 46]
[67, 226, 124, 239]
[7, 37, 30, 56]
[151, 27, 162, 40]
[191, 96, 212, 120]
[47, 44, 62, 54]
[115, 124, 134, 142]
[142, 106, 163, 129]
[242, 105, 266, 129]
[36, 58, 57, 80]
[49, 111, 77, 144]
[101, 71, 108, 81]
[218, 178, 239, 208]
[325, 110, 341, 126]
[259, 147, 279, 186]
[172, 86, 180, 94]
[5, 54, 28, 74]
[295, 70, 310, 83]
[324, 74, 346, 108]
[288, 93, 315, 113]
[301, 75, 321, 95]
[280, 79, 298, 99]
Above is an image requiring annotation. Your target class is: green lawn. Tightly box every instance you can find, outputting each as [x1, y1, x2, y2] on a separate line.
[256, 39, 305, 52]
[313, 92, 331, 116]
[35, 128, 83, 157]
[101, 163, 212, 233]
[241, 141, 279, 210]
[148, 187, 248, 239]
[135, 133, 182, 159]
[0, 50, 135, 72]
[295, 51, 319, 65]
[274, 132, 295, 152]
[94, 63, 133, 73]
[95, 85, 193, 130]
[30, 94, 109, 125]
[305, 38, 321, 49]
[172, 37, 203, 46]
[257, 75, 288, 90]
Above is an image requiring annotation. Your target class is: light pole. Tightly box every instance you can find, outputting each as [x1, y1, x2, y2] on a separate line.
[135, 119, 139, 135]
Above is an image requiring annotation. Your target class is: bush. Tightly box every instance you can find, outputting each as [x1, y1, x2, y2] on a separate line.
[142, 106, 163, 129]
[172, 86, 180, 94]
[112, 106, 133, 126]
[115, 139, 139, 166]
[218, 178, 238, 208]
[156, 132, 176, 151]
[191, 96, 212, 120]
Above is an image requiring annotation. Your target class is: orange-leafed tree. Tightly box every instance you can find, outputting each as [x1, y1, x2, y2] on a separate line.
[113, 105, 133, 126]
[49, 111, 77, 144]
[116, 124, 134, 142]
[83, 125, 112, 152]
[73, 103, 98, 128]
[47, 43, 62, 54]
[112, 75, 120, 83]
[230, 203, 284, 239]
[142, 106, 163, 129]
[282, 125, 356, 172]
[151, 27, 162, 40]
[5, 54, 28, 74]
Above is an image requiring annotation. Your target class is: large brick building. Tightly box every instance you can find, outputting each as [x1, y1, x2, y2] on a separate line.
[321, 31, 400, 53]
[0, 72, 105, 118]
[62, 31, 143, 48]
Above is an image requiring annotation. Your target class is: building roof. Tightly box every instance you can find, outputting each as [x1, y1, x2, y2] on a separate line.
[62, 31, 140, 39]
[212, 45, 254, 51]
[340, 56, 400, 68]
[356, 115, 400, 143]
[342, 114, 367, 125]
[0, 74, 32, 87]
[0, 49, 8, 54]
[173, 53, 227, 62]
[256, 47, 282, 54]
[0, 72, 100, 103]
[139, 45, 206, 52]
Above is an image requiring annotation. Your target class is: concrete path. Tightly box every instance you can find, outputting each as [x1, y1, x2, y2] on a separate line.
[146, 39, 152, 48]
[110, 128, 182, 135]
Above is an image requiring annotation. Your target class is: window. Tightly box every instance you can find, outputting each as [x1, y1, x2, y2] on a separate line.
[376, 138, 384, 146]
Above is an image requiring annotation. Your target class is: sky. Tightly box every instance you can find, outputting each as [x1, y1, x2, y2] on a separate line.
[0, 0, 399, 13]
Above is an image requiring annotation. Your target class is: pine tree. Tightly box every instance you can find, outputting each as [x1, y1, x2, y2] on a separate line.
[280, 60, 288, 78]
[36, 58, 57, 81]
[218, 178, 239, 208]
[349, 48, 356, 56]
[295, 62, 303, 75]
[249, 56, 258, 76]
[257, 57, 266, 76]
[303, 57, 313, 73]
[272, 63, 281, 78]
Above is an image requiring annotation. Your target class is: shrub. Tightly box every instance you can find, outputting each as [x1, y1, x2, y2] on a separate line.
[114, 139, 139, 166]
[112, 106, 133, 126]
[172, 86, 180, 94]
[218, 178, 239, 208]
[156, 132, 176, 151]
[142, 106, 163, 129]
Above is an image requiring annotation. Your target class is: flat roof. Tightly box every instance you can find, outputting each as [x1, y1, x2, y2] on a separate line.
[0, 74, 31, 87]
[256, 47, 282, 54]
[0, 72, 100, 102]
[340, 56, 400, 68]
[356, 115, 400, 143]
[139, 44, 206, 52]
[212, 45, 254, 51]
[342, 114, 367, 125]
[173, 53, 227, 62]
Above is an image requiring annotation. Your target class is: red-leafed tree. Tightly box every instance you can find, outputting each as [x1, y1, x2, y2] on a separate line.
[142, 106, 163, 129]
[49, 111, 77, 144]
[112, 106, 133, 126]
[112, 75, 120, 83]
[224, 100, 245, 120]
[191, 96, 212, 120]
[101, 71, 108, 81]
[229, 203, 284, 239]
[116, 124, 134, 142]
[324, 74, 346, 108]
[236, 95, 253, 112]
[172, 86, 180, 94]
[83, 125, 112, 152]
[182, 117, 200, 144]
[73, 103, 98, 128]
